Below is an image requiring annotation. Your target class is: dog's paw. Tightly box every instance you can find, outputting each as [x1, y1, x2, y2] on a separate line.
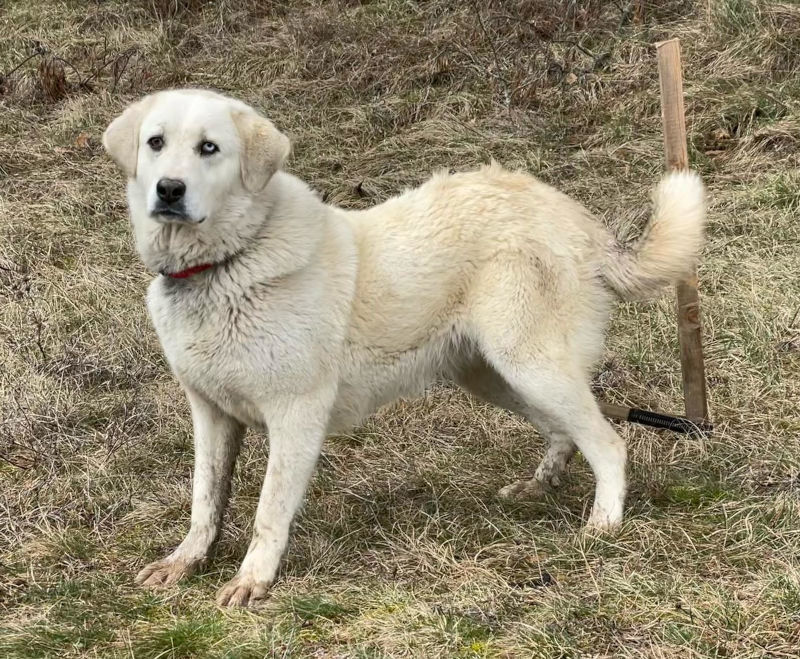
[498, 477, 550, 501]
[584, 510, 622, 534]
[216, 574, 272, 608]
[135, 556, 202, 588]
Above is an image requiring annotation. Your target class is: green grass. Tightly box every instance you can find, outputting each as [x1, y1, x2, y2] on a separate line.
[2, 0, 800, 656]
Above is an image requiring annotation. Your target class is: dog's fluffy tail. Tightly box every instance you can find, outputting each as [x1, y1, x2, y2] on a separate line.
[603, 170, 706, 300]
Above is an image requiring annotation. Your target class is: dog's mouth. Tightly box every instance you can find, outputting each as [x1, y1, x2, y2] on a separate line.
[151, 205, 205, 224]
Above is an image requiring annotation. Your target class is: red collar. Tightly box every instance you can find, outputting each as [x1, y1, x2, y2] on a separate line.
[164, 263, 214, 279]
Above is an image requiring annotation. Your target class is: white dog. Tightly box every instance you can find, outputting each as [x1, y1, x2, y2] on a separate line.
[103, 88, 705, 607]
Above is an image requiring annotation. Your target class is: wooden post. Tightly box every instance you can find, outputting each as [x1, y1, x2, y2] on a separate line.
[656, 39, 709, 423]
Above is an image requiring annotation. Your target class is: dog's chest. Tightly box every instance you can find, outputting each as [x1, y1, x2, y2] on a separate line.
[147, 280, 317, 426]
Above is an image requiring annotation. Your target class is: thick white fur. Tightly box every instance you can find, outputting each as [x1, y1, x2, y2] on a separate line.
[103, 89, 706, 608]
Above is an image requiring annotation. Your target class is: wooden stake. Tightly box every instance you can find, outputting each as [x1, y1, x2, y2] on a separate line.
[656, 39, 709, 423]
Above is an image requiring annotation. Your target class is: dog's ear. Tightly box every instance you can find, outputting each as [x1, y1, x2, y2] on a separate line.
[103, 97, 150, 178]
[233, 110, 291, 192]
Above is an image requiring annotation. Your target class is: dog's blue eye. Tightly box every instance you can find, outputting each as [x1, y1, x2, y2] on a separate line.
[200, 141, 219, 156]
[147, 136, 164, 151]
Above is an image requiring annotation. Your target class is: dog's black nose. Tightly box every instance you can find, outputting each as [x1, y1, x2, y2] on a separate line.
[156, 178, 186, 204]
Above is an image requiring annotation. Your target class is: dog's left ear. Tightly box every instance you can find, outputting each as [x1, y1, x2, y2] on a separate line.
[233, 111, 291, 192]
[103, 96, 151, 178]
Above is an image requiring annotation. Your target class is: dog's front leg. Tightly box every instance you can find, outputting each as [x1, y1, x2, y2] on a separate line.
[136, 387, 244, 588]
[216, 388, 333, 608]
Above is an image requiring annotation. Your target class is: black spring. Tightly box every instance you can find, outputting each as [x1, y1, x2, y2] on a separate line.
[627, 408, 711, 436]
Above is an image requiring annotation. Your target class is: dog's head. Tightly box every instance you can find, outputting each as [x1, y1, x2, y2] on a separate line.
[103, 89, 290, 274]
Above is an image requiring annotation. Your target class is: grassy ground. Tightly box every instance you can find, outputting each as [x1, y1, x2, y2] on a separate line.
[1, 0, 799, 656]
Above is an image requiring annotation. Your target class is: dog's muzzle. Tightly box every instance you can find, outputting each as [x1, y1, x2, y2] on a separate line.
[152, 177, 204, 223]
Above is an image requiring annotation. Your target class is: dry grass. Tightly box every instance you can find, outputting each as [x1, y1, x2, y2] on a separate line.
[1, 0, 800, 656]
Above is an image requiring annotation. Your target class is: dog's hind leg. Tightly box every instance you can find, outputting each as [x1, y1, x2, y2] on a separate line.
[452, 357, 576, 499]
[498, 430, 576, 499]
[469, 260, 625, 529]
[485, 355, 626, 530]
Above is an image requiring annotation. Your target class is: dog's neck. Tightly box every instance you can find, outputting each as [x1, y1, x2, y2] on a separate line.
[154, 171, 329, 293]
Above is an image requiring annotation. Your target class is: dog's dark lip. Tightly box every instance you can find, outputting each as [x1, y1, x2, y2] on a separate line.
[151, 209, 205, 223]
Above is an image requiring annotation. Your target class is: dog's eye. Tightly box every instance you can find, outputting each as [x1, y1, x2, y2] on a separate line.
[147, 136, 164, 151]
[200, 141, 219, 156]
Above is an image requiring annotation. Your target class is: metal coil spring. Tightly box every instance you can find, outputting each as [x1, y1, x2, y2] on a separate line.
[627, 408, 711, 435]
